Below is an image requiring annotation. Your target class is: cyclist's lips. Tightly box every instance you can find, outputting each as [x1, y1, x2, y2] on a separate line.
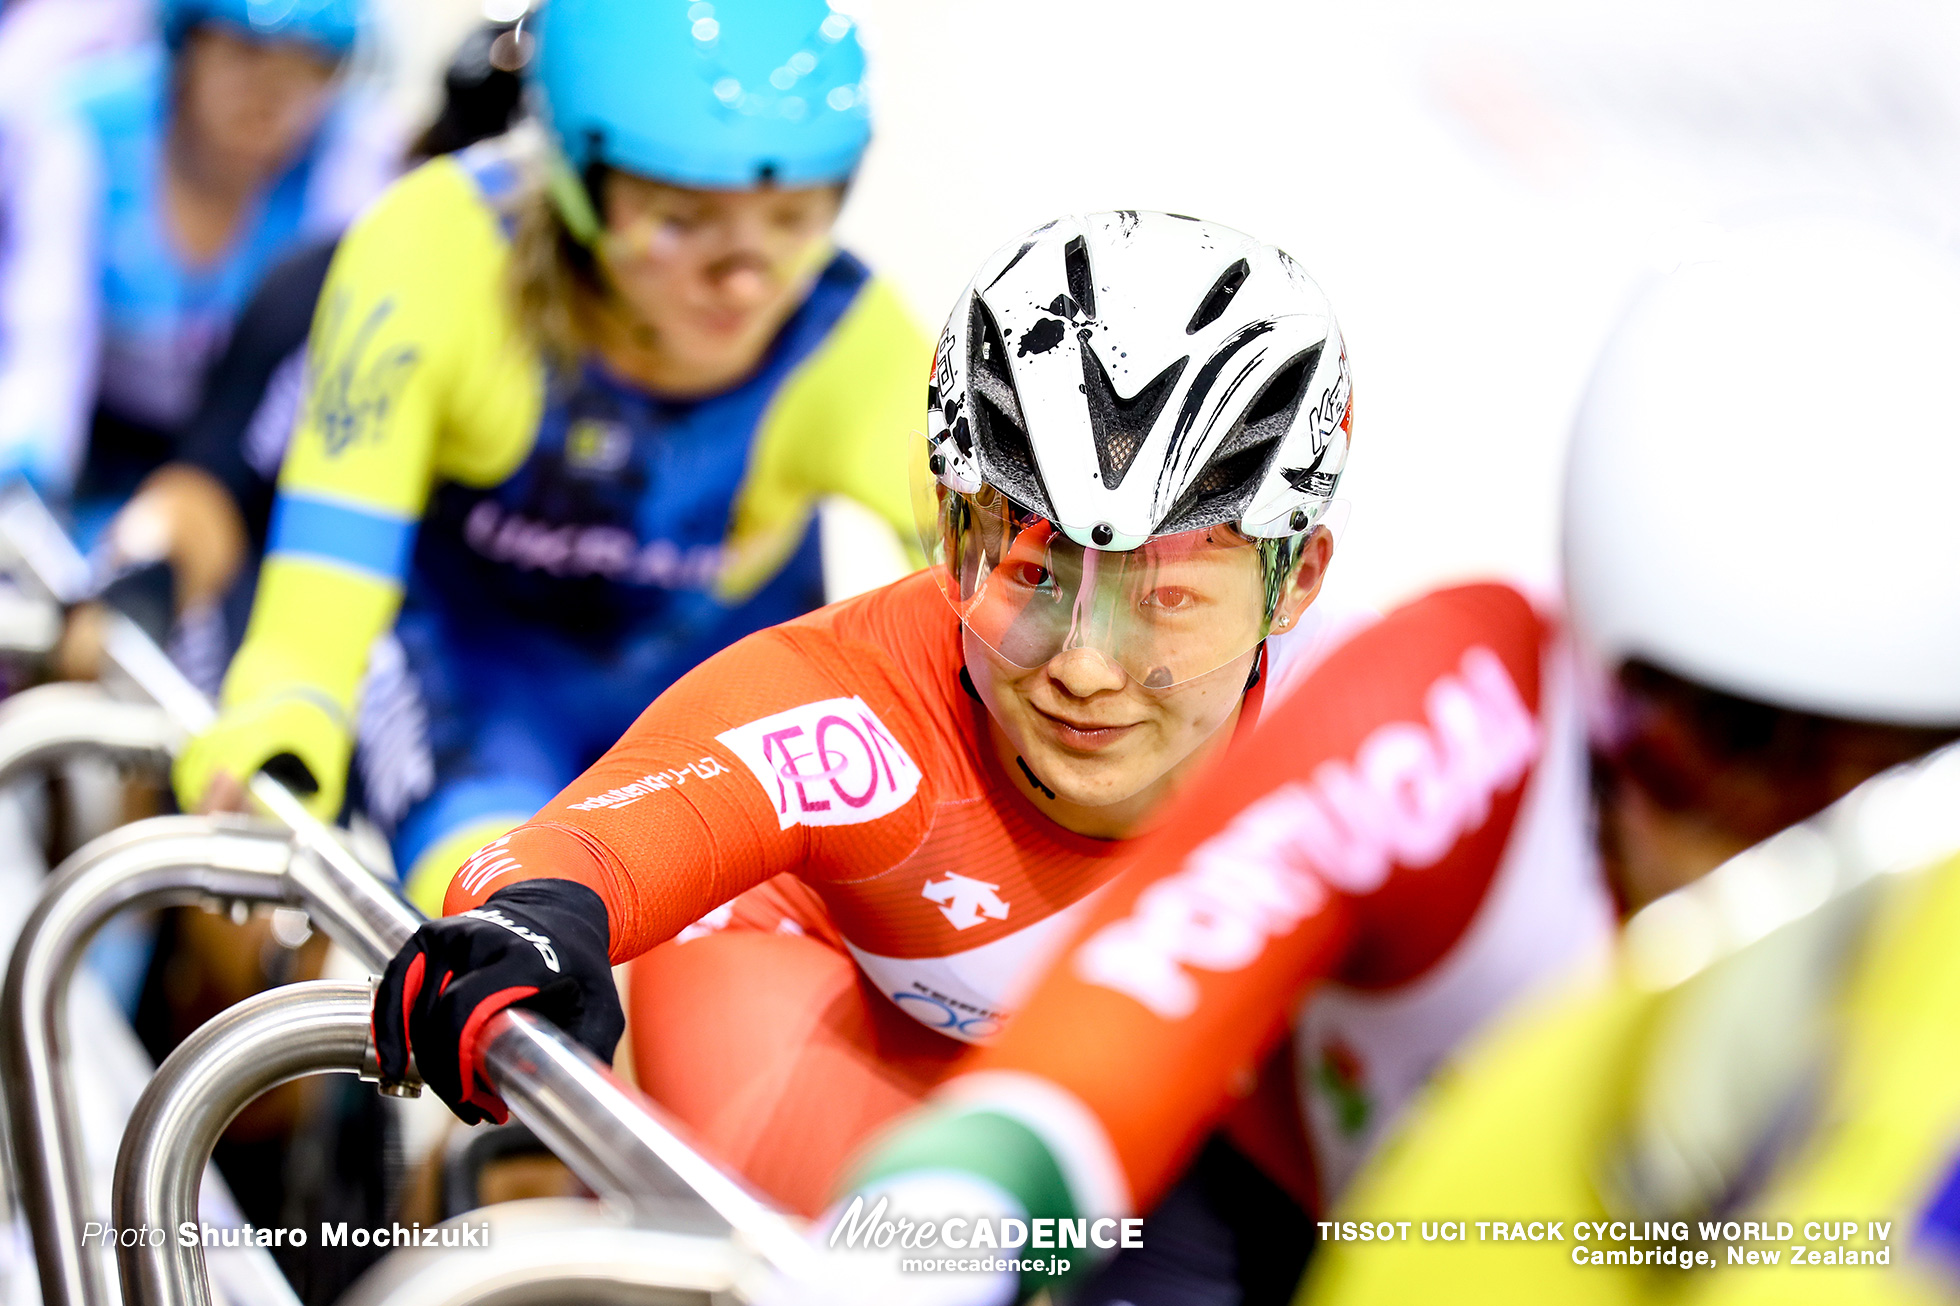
[690, 308, 757, 337]
[1032, 706, 1139, 752]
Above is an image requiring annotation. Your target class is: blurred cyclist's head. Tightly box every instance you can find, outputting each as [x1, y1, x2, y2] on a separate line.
[517, 0, 869, 390]
[164, 0, 357, 186]
[590, 175, 843, 389]
[922, 213, 1352, 833]
[1565, 219, 1960, 911]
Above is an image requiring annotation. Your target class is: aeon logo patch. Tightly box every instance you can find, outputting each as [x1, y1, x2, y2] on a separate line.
[717, 697, 922, 829]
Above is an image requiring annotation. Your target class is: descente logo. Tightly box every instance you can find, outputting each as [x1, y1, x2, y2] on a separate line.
[716, 697, 922, 829]
[1074, 646, 1539, 1019]
[921, 872, 1010, 931]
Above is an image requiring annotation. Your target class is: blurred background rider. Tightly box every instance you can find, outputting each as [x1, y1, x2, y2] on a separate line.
[0, 0, 398, 1042]
[172, 0, 927, 918]
[71, 13, 533, 698]
[0, 0, 397, 527]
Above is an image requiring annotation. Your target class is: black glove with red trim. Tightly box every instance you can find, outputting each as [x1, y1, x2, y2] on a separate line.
[372, 879, 623, 1125]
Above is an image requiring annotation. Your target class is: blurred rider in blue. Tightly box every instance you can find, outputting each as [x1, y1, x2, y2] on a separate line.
[0, 0, 398, 535]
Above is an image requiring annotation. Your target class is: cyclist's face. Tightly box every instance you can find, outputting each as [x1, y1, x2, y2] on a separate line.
[1591, 664, 1959, 912]
[967, 529, 1329, 838]
[599, 175, 841, 386]
[175, 26, 339, 185]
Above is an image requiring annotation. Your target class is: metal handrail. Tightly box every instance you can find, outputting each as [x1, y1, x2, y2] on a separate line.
[3, 813, 814, 1306]
[0, 681, 176, 789]
[0, 486, 419, 969]
[0, 474, 815, 1294]
[115, 990, 778, 1306]
[485, 1010, 815, 1272]
[333, 1198, 745, 1306]
[0, 818, 297, 1306]
[114, 983, 375, 1306]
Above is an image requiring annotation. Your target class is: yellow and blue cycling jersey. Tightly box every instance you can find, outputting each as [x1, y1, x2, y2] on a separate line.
[190, 137, 927, 906]
[1300, 847, 1960, 1306]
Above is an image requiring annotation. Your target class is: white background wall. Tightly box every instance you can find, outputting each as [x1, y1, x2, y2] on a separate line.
[391, 0, 1960, 612]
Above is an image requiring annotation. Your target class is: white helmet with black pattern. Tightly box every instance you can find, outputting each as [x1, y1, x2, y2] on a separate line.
[920, 213, 1352, 691]
[924, 211, 1352, 551]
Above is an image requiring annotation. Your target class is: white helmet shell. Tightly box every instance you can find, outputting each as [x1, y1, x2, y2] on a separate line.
[925, 212, 1351, 551]
[1565, 218, 1960, 727]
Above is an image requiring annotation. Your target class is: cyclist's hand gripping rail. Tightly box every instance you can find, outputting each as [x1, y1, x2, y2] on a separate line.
[115, 983, 804, 1306]
[0, 486, 818, 1304]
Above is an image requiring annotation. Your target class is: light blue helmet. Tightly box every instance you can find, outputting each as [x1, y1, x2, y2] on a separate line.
[162, 0, 365, 58]
[532, 0, 872, 191]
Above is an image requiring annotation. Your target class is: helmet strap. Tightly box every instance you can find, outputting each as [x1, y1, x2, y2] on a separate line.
[546, 149, 603, 248]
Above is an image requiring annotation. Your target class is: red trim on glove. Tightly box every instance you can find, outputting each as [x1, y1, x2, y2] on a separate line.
[456, 984, 540, 1124]
[398, 953, 427, 1061]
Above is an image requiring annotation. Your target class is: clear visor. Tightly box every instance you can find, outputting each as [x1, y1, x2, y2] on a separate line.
[922, 482, 1302, 689]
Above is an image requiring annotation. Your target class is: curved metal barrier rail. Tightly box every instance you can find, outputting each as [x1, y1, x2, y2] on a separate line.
[335, 1198, 744, 1306]
[115, 988, 765, 1306]
[0, 680, 177, 1287]
[0, 681, 175, 789]
[0, 484, 815, 1305]
[115, 983, 374, 1306]
[0, 817, 295, 1306]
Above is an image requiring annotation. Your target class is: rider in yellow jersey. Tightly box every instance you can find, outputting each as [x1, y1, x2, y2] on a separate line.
[172, 0, 927, 909]
[1300, 221, 1960, 1306]
[1303, 837, 1960, 1306]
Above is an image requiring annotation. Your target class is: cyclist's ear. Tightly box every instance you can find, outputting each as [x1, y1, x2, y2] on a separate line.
[1275, 525, 1335, 629]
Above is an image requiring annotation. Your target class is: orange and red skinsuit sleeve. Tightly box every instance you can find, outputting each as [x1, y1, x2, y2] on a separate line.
[441, 619, 931, 963]
[967, 583, 1549, 1209]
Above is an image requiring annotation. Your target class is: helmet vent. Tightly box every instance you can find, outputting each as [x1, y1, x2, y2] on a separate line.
[1064, 236, 1097, 319]
[1155, 345, 1320, 534]
[1240, 344, 1320, 434]
[1186, 258, 1251, 335]
[1081, 343, 1187, 491]
[966, 297, 1053, 517]
[1156, 434, 1283, 535]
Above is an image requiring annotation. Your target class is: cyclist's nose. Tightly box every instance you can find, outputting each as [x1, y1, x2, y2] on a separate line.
[1045, 646, 1127, 697]
[706, 253, 773, 309]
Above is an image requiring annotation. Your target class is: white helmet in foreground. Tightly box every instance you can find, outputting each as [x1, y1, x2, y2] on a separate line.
[921, 212, 1352, 689]
[1565, 218, 1960, 727]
